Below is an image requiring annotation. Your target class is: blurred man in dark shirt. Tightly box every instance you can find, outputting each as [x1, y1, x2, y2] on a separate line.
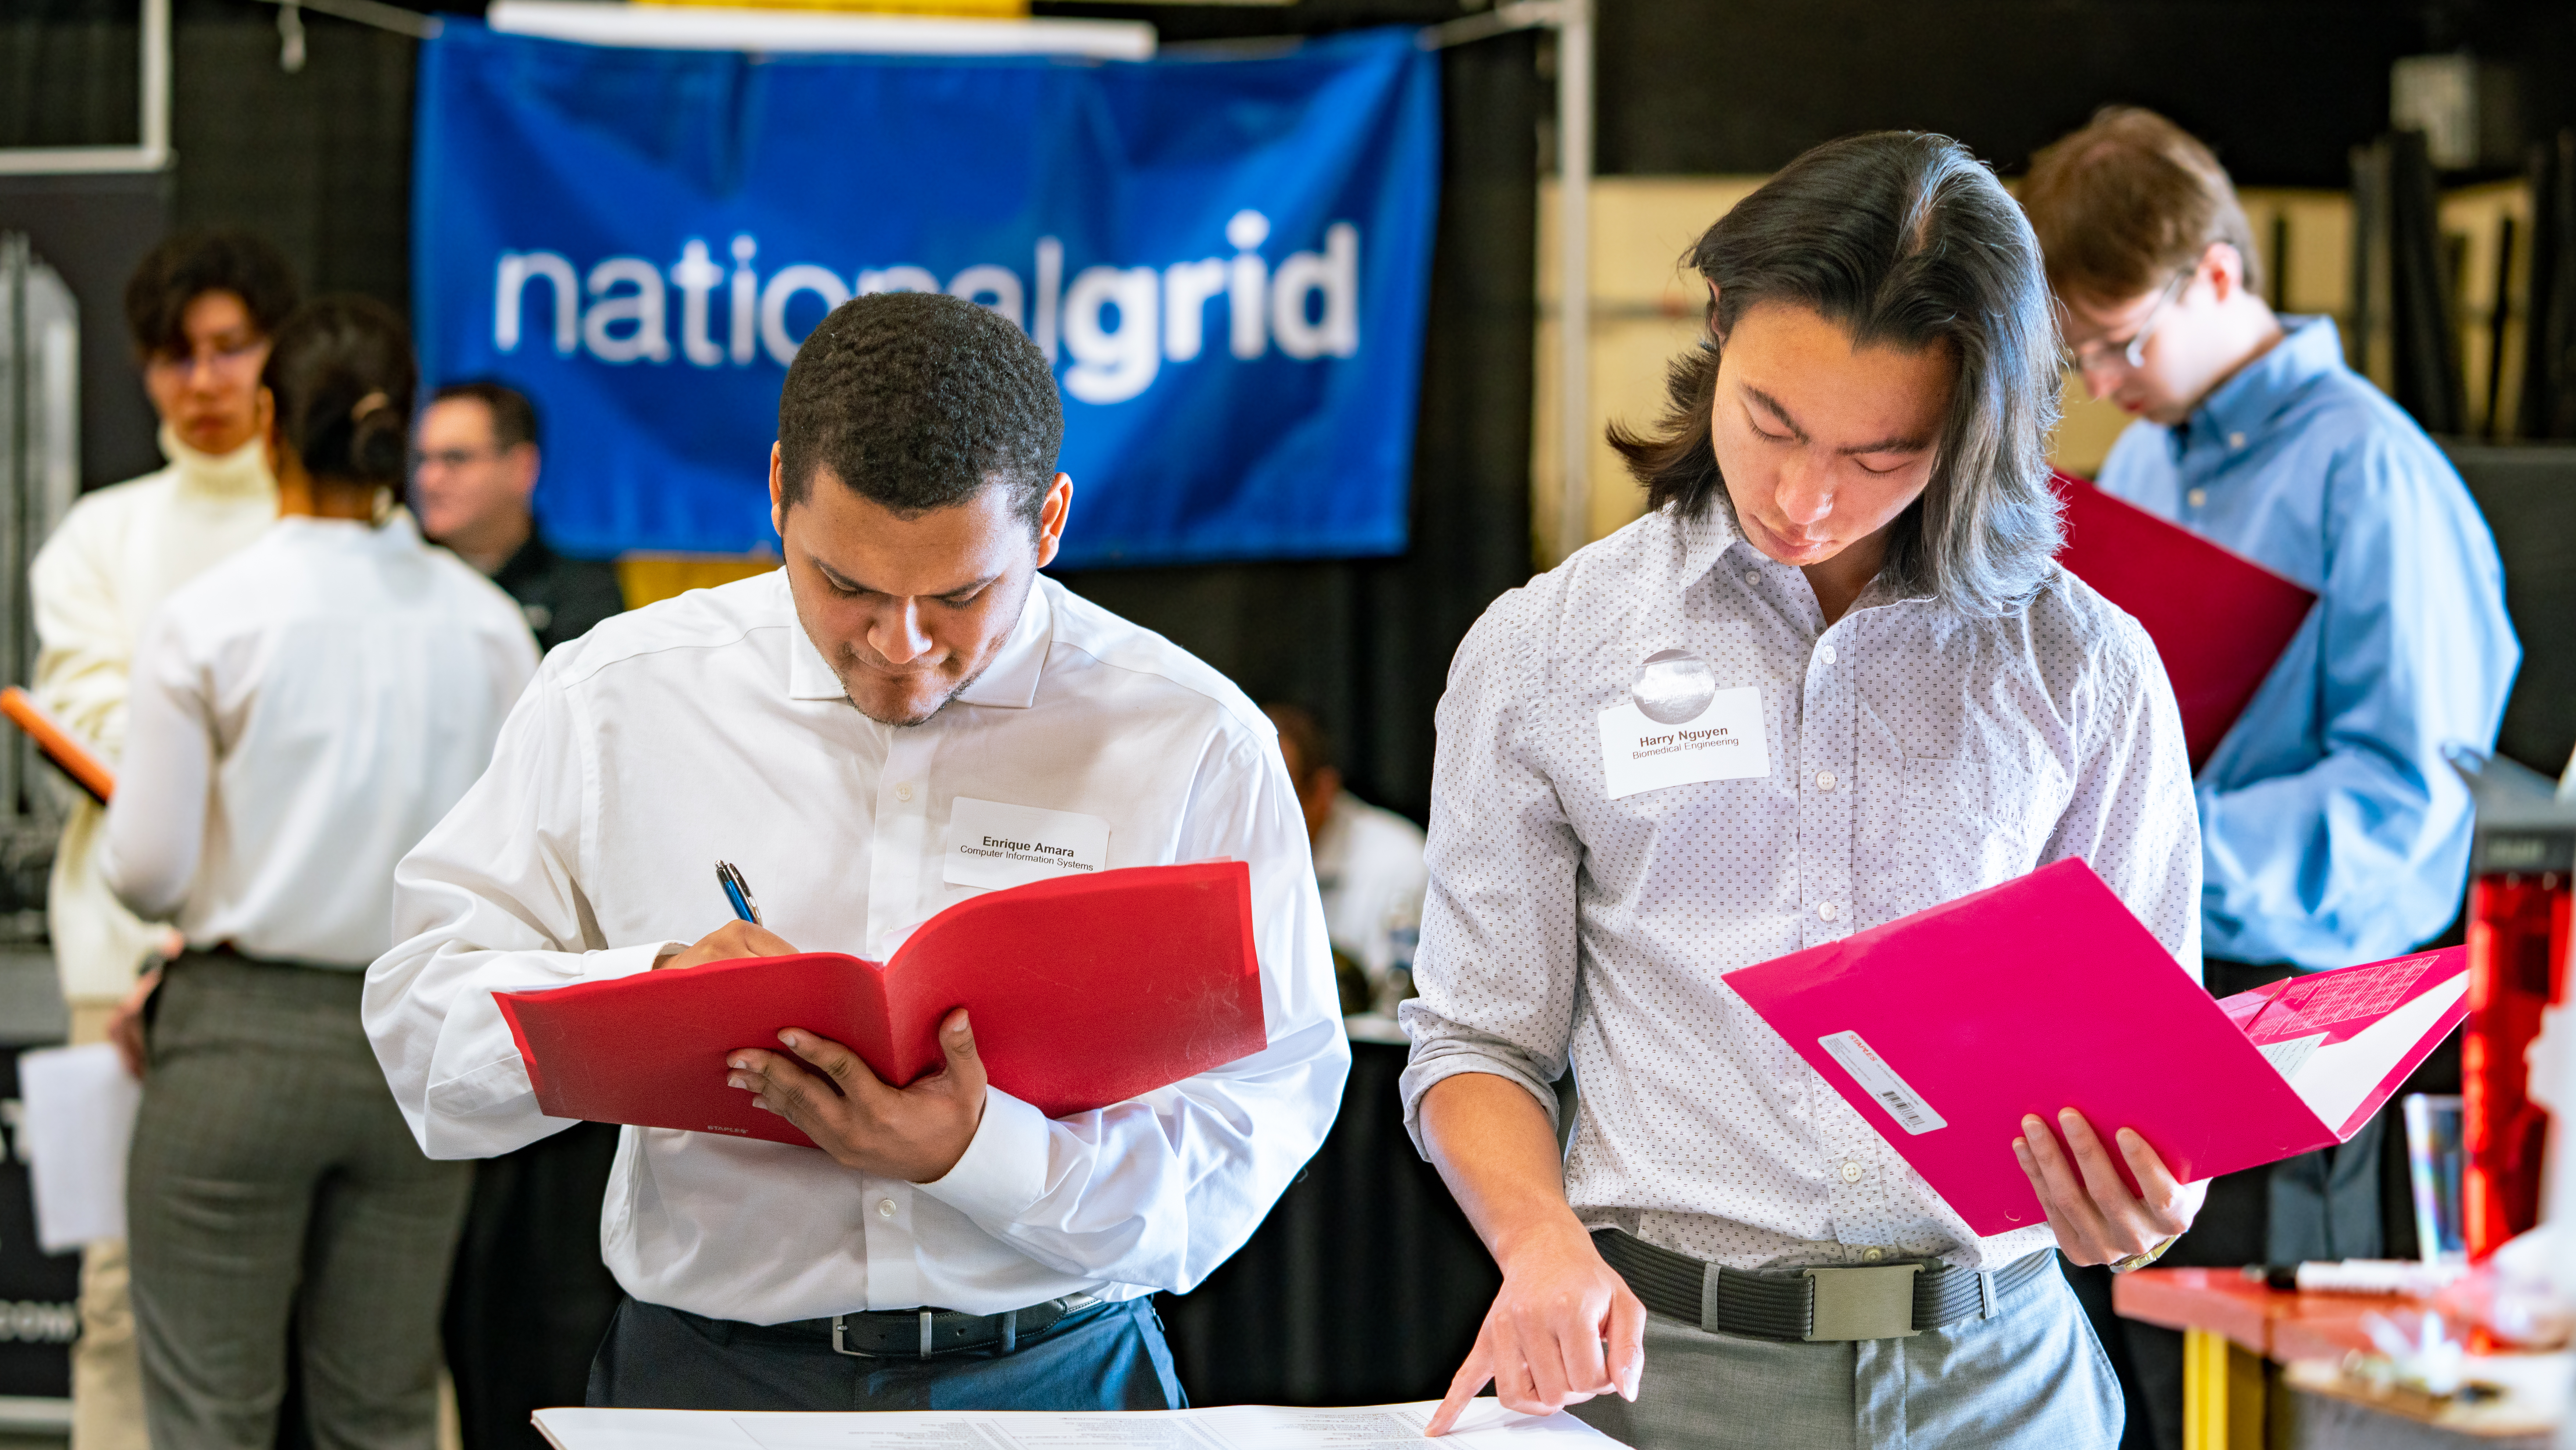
[411, 379, 626, 1449]
[412, 381, 625, 653]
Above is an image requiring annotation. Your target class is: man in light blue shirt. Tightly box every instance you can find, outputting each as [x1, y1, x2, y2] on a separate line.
[2025, 107, 2516, 1450]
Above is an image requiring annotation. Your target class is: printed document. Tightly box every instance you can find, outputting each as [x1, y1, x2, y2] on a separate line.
[18, 1043, 142, 1251]
[535, 1399, 1610, 1450]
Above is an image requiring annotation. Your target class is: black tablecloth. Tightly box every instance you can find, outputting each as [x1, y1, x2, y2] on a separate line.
[1155, 1040, 1499, 1406]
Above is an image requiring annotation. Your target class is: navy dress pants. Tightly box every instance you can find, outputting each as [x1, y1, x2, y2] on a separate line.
[587, 1297, 1186, 1412]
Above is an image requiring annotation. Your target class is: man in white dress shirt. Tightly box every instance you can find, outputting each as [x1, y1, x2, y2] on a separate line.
[1404, 133, 2206, 1448]
[365, 292, 1348, 1411]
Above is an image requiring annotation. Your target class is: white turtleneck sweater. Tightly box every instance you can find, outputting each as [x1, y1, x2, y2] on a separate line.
[31, 426, 279, 1003]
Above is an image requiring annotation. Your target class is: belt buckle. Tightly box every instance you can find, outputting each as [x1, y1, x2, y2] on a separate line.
[828, 1315, 883, 1359]
[1802, 1264, 1921, 1341]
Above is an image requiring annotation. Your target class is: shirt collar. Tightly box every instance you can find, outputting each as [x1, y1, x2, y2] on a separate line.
[2180, 315, 2344, 456]
[1676, 492, 1746, 588]
[780, 569, 1055, 708]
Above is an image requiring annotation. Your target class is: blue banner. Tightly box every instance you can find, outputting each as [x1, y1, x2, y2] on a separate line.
[413, 24, 1439, 567]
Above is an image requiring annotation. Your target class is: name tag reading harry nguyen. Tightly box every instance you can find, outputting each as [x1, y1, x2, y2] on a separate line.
[1598, 686, 1771, 799]
[944, 796, 1113, 891]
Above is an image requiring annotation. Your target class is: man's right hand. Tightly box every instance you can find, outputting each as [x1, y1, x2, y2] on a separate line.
[654, 920, 800, 971]
[1428, 1222, 1645, 1433]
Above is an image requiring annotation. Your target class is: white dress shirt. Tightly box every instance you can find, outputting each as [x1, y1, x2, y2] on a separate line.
[101, 513, 541, 967]
[30, 427, 278, 1001]
[1314, 790, 1427, 988]
[1398, 499, 2201, 1273]
[364, 569, 1349, 1324]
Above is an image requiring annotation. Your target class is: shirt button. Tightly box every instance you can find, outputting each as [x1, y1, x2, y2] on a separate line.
[1817, 901, 1839, 921]
[2228, 431, 2247, 450]
[2186, 488, 2207, 508]
[1863, 1247, 1885, 1262]
[1742, 572, 1759, 587]
[1839, 1161, 1864, 1183]
[876, 1198, 897, 1219]
[1818, 643, 1838, 665]
[894, 782, 914, 802]
[1815, 770, 1837, 791]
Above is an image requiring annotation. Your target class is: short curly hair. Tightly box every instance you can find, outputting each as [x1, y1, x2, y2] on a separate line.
[776, 292, 1063, 526]
[123, 228, 300, 360]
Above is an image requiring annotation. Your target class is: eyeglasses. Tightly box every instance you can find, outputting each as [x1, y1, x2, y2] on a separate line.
[411, 446, 504, 473]
[144, 338, 264, 383]
[2065, 268, 2192, 375]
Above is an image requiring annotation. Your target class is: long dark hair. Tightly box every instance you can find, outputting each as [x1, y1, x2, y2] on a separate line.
[262, 296, 416, 492]
[1609, 132, 2063, 618]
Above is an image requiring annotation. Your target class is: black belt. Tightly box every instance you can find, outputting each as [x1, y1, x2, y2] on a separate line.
[780, 1293, 1098, 1359]
[1593, 1228, 2056, 1342]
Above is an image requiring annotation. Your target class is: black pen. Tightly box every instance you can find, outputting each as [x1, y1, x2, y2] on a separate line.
[716, 860, 761, 925]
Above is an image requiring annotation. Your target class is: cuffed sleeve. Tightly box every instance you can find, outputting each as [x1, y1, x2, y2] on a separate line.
[1399, 585, 1581, 1149]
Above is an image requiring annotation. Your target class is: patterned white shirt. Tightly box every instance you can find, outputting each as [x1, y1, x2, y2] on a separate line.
[1398, 498, 2201, 1272]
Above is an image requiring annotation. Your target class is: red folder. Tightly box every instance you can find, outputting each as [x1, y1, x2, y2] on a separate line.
[1724, 859, 2466, 1236]
[494, 861, 1267, 1149]
[2050, 471, 2316, 771]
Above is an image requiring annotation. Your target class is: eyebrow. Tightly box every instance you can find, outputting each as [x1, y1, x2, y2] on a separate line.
[1742, 383, 1935, 456]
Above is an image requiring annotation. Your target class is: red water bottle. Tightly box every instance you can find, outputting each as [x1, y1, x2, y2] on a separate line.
[2461, 870, 2569, 1258]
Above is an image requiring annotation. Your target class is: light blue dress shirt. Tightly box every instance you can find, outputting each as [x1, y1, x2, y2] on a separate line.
[2096, 316, 2519, 970]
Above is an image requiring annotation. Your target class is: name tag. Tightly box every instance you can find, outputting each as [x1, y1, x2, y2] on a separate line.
[944, 796, 1112, 890]
[1598, 686, 1770, 800]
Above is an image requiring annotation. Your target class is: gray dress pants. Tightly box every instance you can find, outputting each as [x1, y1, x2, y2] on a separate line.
[128, 950, 473, 1450]
[1571, 1257, 2121, 1450]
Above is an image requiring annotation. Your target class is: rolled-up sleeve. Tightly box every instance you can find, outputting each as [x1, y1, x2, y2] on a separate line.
[364, 665, 675, 1161]
[1399, 585, 1583, 1149]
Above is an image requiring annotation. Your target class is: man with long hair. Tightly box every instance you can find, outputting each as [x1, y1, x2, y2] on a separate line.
[1405, 132, 2203, 1447]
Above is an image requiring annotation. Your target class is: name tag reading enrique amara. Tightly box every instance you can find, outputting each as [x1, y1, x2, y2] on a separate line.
[944, 796, 1113, 891]
[1598, 686, 1771, 800]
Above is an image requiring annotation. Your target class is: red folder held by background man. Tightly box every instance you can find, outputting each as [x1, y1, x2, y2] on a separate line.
[2050, 472, 2316, 770]
[1725, 860, 2466, 1236]
[494, 861, 1266, 1149]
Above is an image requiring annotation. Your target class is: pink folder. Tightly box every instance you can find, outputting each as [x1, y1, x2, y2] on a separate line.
[1723, 859, 2468, 1236]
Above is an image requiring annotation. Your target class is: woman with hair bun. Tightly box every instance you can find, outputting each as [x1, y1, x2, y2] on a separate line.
[99, 296, 540, 1450]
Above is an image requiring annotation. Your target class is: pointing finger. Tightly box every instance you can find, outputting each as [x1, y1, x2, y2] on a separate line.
[1427, 1346, 1493, 1436]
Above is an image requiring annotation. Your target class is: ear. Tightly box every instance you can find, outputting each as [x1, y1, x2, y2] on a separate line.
[2201, 242, 2247, 304]
[512, 443, 541, 504]
[257, 387, 282, 473]
[768, 442, 787, 541]
[1033, 472, 1074, 569]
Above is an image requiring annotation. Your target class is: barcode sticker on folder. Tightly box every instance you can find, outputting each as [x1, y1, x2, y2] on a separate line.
[1818, 1030, 1949, 1135]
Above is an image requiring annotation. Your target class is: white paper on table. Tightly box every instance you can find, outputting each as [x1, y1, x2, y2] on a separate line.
[18, 1043, 142, 1252]
[533, 1399, 1611, 1450]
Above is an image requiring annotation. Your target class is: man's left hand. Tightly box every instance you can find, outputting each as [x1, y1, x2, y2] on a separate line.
[2013, 1107, 2207, 1265]
[725, 1008, 988, 1182]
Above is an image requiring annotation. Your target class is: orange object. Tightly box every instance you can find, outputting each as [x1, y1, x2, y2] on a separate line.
[2114, 1267, 2468, 1362]
[494, 861, 1265, 1146]
[0, 686, 113, 804]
